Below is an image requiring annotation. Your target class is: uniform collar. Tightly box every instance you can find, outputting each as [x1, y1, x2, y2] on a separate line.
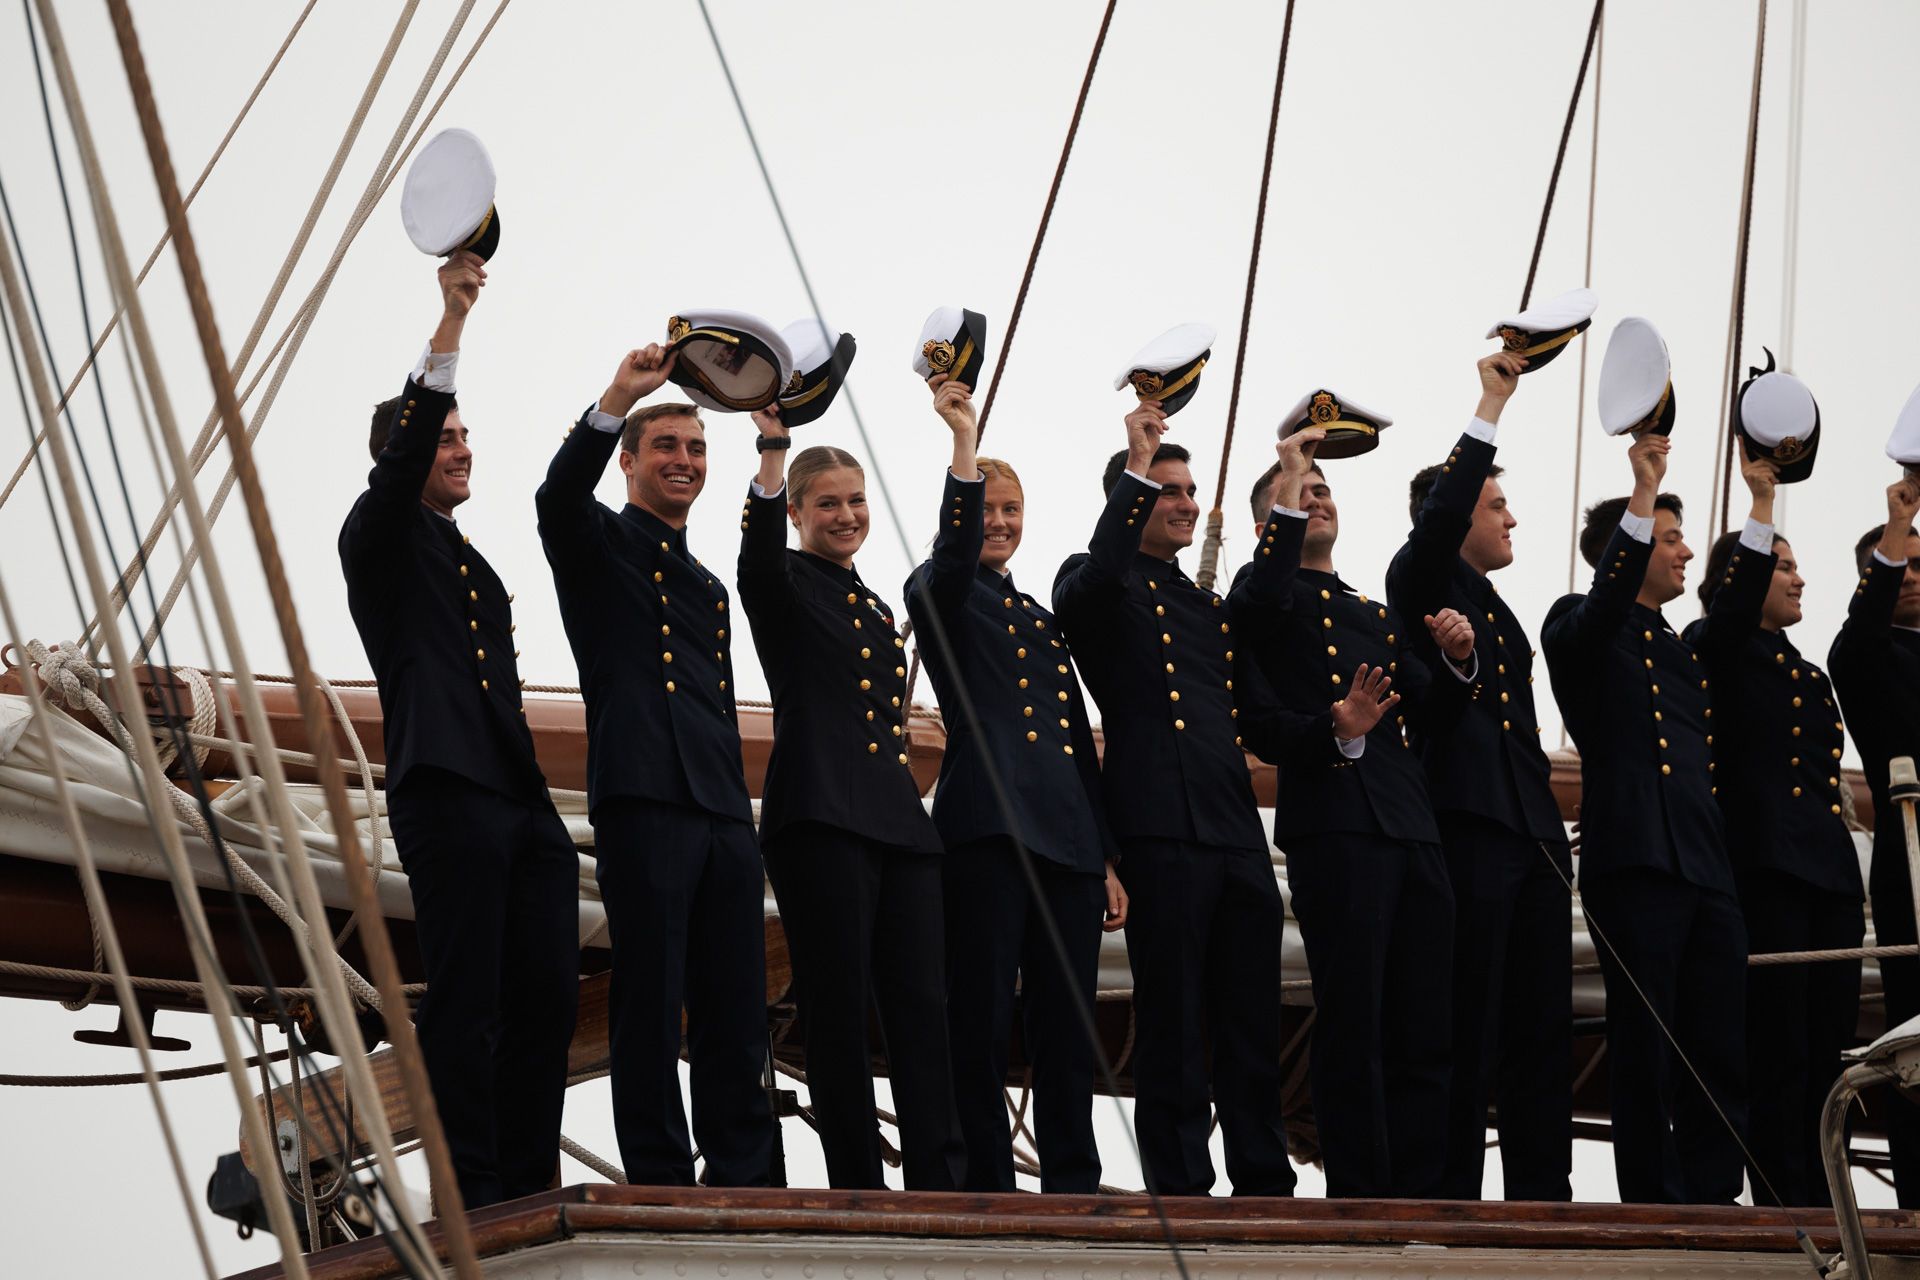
[977, 562, 1017, 593]
[1630, 601, 1675, 635]
[796, 548, 862, 590]
[1298, 566, 1357, 595]
[1135, 550, 1190, 583]
[622, 503, 691, 561]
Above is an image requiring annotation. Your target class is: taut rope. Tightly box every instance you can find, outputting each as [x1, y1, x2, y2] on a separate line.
[972, 0, 1117, 445]
[1195, 0, 1298, 593]
[1519, 0, 1606, 313]
[1713, 0, 1770, 540]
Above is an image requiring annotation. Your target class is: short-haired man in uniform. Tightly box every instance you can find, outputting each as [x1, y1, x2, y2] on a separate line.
[535, 348, 773, 1187]
[1383, 352, 1573, 1201]
[1829, 474, 1920, 1204]
[1229, 425, 1475, 1200]
[1543, 434, 1777, 1204]
[340, 251, 579, 1209]
[1052, 400, 1308, 1197]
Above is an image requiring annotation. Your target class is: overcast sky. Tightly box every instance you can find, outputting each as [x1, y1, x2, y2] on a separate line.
[4, 1, 1920, 1272]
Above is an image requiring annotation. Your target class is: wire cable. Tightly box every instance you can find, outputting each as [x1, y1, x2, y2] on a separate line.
[696, 4, 1194, 1273]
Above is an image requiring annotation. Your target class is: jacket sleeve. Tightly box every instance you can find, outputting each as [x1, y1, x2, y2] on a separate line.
[1829, 552, 1907, 755]
[1053, 472, 1157, 628]
[737, 481, 798, 629]
[923, 469, 986, 620]
[340, 377, 450, 572]
[1389, 429, 1494, 628]
[1547, 523, 1654, 656]
[1399, 622, 1475, 736]
[534, 414, 620, 577]
[1226, 511, 1342, 768]
[1691, 535, 1777, 661]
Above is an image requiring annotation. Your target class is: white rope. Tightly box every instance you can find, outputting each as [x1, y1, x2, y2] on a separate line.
[27, 642, 384, 1010]
[0, 0, 320, 520]
[30, 3, 429, 1253]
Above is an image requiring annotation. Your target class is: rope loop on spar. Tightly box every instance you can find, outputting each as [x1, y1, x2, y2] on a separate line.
[1195, 0, 1298, 593]
[972, 0, 1117, 445]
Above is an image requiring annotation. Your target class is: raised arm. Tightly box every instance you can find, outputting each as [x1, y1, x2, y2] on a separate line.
[535, 345, 674, 559]
[344, 252, 483, 558]
[738, 404, 799, 620]
[1053, 401, 1169, 616]
[1692, 443, 1783, 658]
[916, 376, 985, 617]
[1228, 426, 1323, 620]
[1832, 475, 1920, 684]
[1390, 353, 1523, 624]
[1549, 434, 1670, 654]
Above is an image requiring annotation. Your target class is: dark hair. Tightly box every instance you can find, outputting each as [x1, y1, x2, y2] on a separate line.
[621, 402, 703, 454]
[1408, 461, 1503, 524]
[1857, 522, 1920, 575]
[1579, 492, 1683, 568]
[1697, 527, 1788, 610]
[1103, 442, 1191, 496]
[369, 393, 457, 461]
[1247, 456, 1326, 523]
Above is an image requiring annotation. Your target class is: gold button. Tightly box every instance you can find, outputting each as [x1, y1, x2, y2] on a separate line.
[1320, 589, 1331, 600]
[1017, 647, 1028, 658]
[1064, 745, 1074, 756]
[1058, 664, 1069, 675]
[899, 753, 910, 765]
[653, 571, 663, 583]
[892, 696, 902, 707]
[459, 565, 469, 577]
[1155, 605, 1166, 617]
[892, 725, 902, 737]
[1661, 764, 1672, 776]
[1706, 735, 1714, 746]
[663, 652, 673, 663]
[1169, 690, 1181, 702]
[1502, 720, 1511, 731]
[661, 625, 671, 636]
[866, 742, 879, 754]
[717, 601, 726, 611]
[719, 681, 727, 691]
[1832, 804, 1843, 815]
[1009, 625, 1018, 635]
[1792, 696, 1802, 708]
[476, 648, 486, 660]
[895, 638, 905, 648]
[1791, 756, 1800, 766]
[1020, 677, 1031, 688]
[1644, 659, 1653, 669]
[1331, 673, 1342, 685]
[1379, 609, 1388, 620]
[1059, 718, 1070, 728]
[717, 629, 726, 639]
[1024, 706, 1034, 717]
[861, 646, 871, 659]
[1659, 738, 1669, 749]
[665, 680, 676, 693]
[853, 619, 863, 630]
[1832, 748, 1843, 759]
[1174, 719, 1185, 731]
[1221, 623, 1230, 634]
[860, 679, 871, 690]
[481, 679, 489, 690]
[1793, 786, 1803, 798]
[895, 666, 907, 677]
[470, 620, 478, 632]
[1161, 633, 1172, 645]
[1500, 692, 1510, 703]
[1004, 597, 1013, 608]
[1776, 653, 1786, 664]
[1644, 630, 1653, 641]
[469, 590, 478, 601]
[1027, 731, 1038, 742]
[1386, 634, 1397, 645]
[1225, 650, 1233, 660]
[1322, 617, 1334, 629]
[1057, 691, 1069, 702]
[847, 593, 858, 604]
[1830, 776, 1840, 787]
[866, 710, 875, 721]
[1148, 580, 1158, 590]
[1792, 726, 1801, 737]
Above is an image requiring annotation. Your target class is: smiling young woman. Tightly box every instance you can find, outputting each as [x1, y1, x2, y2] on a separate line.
[735, 405, 962, 1192]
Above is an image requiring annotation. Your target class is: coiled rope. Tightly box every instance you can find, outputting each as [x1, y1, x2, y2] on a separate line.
[1195, 0, 1298, 593]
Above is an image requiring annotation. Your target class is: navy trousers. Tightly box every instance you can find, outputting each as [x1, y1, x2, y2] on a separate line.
[1580, 868, 1748, 1205]
[1438, 814, 1573, 1201]
[1737, 868, 1862, 1207]
[763, 823, 964, 1191]
[1117, 838, 1294, 1198]
[592, 797, 774, 1187]
[1287, 832, 1454, 1199]
[387, 768, 580, 1209]
[943, 837, 1105, 1193]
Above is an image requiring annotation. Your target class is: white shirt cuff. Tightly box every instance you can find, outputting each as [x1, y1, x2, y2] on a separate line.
[1445, 651, 1480, 683]
[584, 406, 624, 434]
[1336, 734, 1366, 759]
[951, 468, 985, 484]
[1125, 469, 1162, 489]
[1463, 416, 1498, 445]
[412, 344, 458, 393]
[1618, 510, 1654, 544]
[1270, 505, 1309, 521]
[752, 480, 787, 499]
[1738, 519, 1775, 555]
[1873, 548, 1908, 569]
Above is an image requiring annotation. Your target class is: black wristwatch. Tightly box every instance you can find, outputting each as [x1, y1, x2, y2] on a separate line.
[755, 435, 793, 453]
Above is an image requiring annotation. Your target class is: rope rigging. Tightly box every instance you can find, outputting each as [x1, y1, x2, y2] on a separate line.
[1195, 0, 1298, 593]
[1519, 0, 1606, 313]
[1712, 0, 1771, 540]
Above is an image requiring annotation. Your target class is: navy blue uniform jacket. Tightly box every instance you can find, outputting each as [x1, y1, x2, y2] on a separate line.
[1384, 430, 1565, 844]
[1828, 553, 1920, 898]
[1230, 511, 1469, 848]
[903, 471, 1111, 875]
[340, 377, 547, 803]
[1052, 473, 1321, 854]
[1543, 524, 1770, 895]
[535, 416, 751, 823]
[1683, 600, 1861, 898]
[738, 484, 942, 854]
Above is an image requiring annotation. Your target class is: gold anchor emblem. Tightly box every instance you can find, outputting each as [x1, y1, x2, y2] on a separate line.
[923, 339, 957, 374]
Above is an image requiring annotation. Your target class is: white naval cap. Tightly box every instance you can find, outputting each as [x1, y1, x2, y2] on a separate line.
[911, 306, 988, 388]
[1279, 388, 1392, 460]
[401, 128, 501, 259]
[1735, 350, 1820, 483]
[1890, 378, 1920, 471]
[1113, 323, 1216, 416]
[664, 309, 794, 414]
[1598, 317, 1676, 437]
[775, 319, 857, 427]
[1486, 287, 1597, 373]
